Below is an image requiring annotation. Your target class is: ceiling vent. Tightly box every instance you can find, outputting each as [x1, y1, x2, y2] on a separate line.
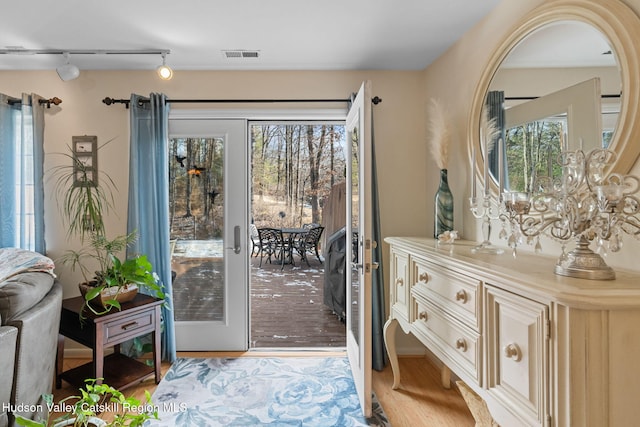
[223, 50, 260, 59]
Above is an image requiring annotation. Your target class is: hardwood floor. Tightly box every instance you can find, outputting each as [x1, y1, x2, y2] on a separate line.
[54, 352, 474, 426]
[373, 356, 474, 427]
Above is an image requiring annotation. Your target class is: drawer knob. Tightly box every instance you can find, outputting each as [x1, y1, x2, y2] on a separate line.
[418, 272, 428, 283]
[504, 343, 522, 362]
[455, 290, 468, 303]
[396, 277, 404, 286]
[418, 311, 428, 321]
[455, 338, 467, 352]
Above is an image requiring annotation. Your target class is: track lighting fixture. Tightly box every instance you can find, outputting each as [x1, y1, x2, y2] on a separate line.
[157, 52, 173, 80]
[56, 52, 80, 81]
[0, 48, 172, 81]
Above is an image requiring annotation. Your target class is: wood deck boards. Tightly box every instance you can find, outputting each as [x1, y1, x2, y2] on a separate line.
[171, 251, 345, 348]
[250, 255, 345, 348]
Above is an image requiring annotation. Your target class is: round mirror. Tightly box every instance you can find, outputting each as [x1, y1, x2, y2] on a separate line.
[488, 21, 620, 193]
[469, 0, 640, 193]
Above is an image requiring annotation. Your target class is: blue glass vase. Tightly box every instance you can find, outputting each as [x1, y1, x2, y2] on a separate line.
[434, 169, 454, 238]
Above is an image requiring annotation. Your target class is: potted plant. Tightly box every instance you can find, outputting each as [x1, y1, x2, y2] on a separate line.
[51, 142, 165, 315]
[64, 232, 165, 315]
[15, 379, 159, 427]
[78, 252, 165, 315]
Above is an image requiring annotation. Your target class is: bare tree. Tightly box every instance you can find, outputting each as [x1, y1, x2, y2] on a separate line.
[185, 138, 193, 217]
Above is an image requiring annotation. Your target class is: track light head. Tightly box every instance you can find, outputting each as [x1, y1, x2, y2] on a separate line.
[57, 63, 80, 81]
[56, 53, 80, 81]
[157, 53, 173, 80]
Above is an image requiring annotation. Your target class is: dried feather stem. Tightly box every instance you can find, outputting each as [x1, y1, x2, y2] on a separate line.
[427, 98, 451, 170]
[480, 107, 500, 156]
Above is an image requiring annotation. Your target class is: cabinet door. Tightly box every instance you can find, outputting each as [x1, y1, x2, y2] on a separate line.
[390, 247, 409, 322]
[485, 284, 549, 427]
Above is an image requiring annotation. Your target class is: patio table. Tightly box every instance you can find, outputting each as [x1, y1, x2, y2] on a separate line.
[279, 228, 308, 265]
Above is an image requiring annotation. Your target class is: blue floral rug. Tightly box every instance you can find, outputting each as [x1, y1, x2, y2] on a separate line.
[149, 357, 390, 426]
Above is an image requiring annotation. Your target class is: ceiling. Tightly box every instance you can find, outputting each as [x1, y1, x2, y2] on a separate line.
[0, 0, 500, 72]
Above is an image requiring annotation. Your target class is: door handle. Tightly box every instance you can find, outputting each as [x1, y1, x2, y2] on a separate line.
[234, 225, 241, 254]
[225, 226, 242, 254]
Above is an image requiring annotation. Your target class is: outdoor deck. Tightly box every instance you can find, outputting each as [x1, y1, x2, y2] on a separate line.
[250, 254, 346, 348]
[170, 240, 346, 349]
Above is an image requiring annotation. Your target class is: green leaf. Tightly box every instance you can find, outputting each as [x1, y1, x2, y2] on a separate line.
[105, 300, 122, 311]
[14, 417, 45, 427]
[85, 285, 104, 301]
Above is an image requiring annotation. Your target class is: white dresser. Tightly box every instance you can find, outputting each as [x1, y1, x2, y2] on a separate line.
[383, 237, 640, 427]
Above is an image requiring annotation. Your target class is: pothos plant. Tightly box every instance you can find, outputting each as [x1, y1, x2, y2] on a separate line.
[66, 234, 166, 315]
[15, 379, 159, 427]
[51, 141, 165, 315]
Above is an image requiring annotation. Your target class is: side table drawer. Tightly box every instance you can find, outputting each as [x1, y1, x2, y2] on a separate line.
[104, 310, 154, 345]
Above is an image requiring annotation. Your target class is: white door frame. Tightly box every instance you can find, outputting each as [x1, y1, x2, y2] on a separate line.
[169, 108, 347, 351]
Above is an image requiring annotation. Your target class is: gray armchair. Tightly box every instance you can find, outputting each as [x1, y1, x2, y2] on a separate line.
[0, 249, 62, 427]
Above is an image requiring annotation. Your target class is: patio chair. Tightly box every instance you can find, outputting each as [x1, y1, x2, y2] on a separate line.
[249, 223, 260, 257]
[257, 227, 288, 270]
[295, 226, 324, 267]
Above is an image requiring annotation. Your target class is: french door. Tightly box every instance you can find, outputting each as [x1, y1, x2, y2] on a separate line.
[169, 119, 249, 351]
[346, 81, 373, 417]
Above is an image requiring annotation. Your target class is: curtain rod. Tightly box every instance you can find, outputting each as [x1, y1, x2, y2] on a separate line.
[6, 97, 62, 109]
[102, 96, 382, 109]
[506, 94, 620, 101]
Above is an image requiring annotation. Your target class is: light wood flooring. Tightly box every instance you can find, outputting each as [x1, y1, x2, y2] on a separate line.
[54, 352, 474, 426]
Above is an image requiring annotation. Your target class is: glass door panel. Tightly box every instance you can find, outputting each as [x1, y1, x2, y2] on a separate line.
[169, 119, 248, 351]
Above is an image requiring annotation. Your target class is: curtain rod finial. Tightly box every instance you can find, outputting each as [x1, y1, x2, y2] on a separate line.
[38, 97, 62, 108]
[102, 97, 131, 109]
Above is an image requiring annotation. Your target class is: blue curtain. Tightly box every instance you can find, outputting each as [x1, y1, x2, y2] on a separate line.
[127, 93, 176, 362]
[370, 113, 387, 372]
[486, 91, 508, 189]
[0, 93, 46, 253]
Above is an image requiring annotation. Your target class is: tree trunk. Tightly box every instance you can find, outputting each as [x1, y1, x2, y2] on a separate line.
[185, 138, 193, 217]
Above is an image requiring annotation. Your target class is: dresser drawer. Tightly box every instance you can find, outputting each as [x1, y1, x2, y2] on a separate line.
[103, 310, 154, 345]
[390, 247, 410, 322]
[411, 257, 480, 331]
[412, 293, 480, 383]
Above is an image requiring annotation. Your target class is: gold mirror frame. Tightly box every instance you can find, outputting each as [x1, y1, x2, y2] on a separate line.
[469, 0, 640, 187]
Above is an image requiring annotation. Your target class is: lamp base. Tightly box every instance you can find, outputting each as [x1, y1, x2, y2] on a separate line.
[555, 237, 615, 280]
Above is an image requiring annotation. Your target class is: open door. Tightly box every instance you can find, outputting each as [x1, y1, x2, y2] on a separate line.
[346, 81, 373, 417]
[504, 77, 602, 152]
